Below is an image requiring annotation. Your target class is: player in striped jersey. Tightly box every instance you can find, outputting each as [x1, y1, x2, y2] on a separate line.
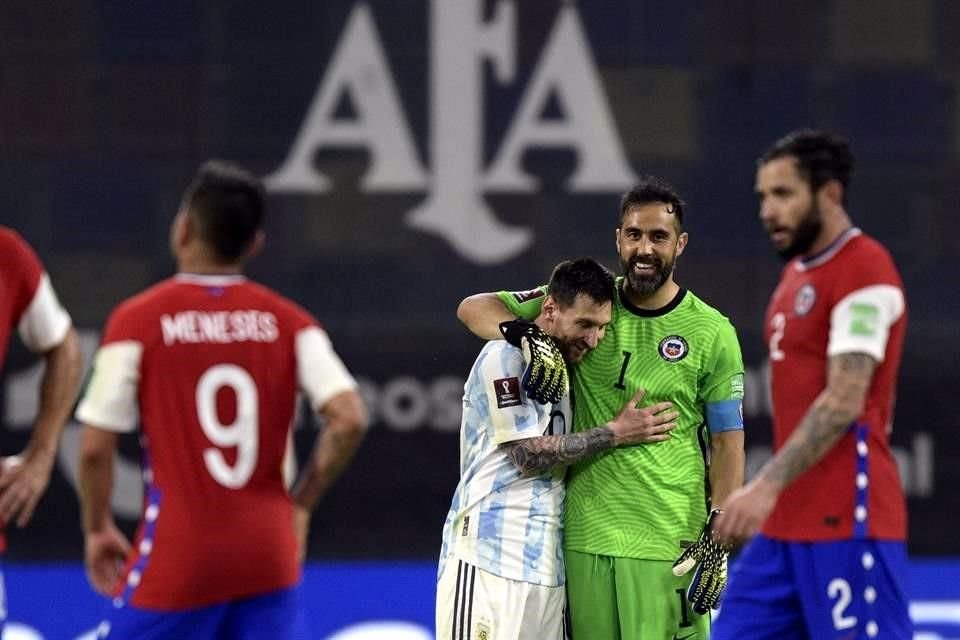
[713, 131, 912, 638]
[458, 177, 746, 639]
[438, 258, 680, 640]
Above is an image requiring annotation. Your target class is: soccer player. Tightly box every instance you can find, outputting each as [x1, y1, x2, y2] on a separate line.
[457, 177, 746, 639]
[438, 257, 680, 640]
[0, 227, 82, 631]
[713, 130, 912, 639]
[75, 161, 367, 639]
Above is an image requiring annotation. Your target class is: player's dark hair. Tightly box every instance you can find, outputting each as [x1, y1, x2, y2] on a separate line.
[759, 129, 854, 196]
[619, 175, 685, 230]
[182, 160, 265, 262]
[547, 258, 615, 309]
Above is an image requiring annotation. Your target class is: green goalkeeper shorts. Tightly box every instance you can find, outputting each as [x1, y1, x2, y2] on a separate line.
[565, 549, 711, 640]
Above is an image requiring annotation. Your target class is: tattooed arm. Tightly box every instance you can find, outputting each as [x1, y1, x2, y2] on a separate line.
[760, 352, 876, 488]
[503, 427, 616, 476]
[714, 352, 877, 542]
[502, 387, 678, 476]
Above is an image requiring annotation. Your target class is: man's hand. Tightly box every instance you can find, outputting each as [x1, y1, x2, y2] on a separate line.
[672, 509, 730, 614]
[84, 523, 131, 596]
[294, 505, 311, 564]
[499, 319, 568, 404]
[0, 449, 56, 527]
[608, 388, 677, 445]
[712, 477, 780, 545]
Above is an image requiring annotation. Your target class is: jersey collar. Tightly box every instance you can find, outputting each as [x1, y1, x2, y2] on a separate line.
[795, 227, 861, 272]
[174, 273, 247, 286]
[619, 284, 687, 317]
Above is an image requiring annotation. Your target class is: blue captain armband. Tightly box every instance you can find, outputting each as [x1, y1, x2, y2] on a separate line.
[706, 399, 744, 433]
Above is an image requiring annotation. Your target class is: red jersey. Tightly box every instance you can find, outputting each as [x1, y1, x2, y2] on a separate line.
[76, 274, 357, 609]
[0, 227, 72, 552]
[762, 228, 907, 542]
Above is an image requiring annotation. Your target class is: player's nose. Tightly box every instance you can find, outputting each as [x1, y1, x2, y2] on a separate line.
[759, 201, 777, 224]
[633, 237, 654, 256]
[583, 328, 600, 348]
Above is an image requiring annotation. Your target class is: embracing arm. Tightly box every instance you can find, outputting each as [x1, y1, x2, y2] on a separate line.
[457, 293, 515, 340]
[503, 427, 616, 476]
[501, 389, 677, 476]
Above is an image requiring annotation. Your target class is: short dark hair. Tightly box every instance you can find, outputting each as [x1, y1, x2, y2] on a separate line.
[547, 258, 615, 309]
[182, 160, 265, 262]
[619, 175, 685, 230]
[759, 129, 854, 194]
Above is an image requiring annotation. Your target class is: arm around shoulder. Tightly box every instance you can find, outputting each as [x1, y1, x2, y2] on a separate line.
[457, 293, 515, 341]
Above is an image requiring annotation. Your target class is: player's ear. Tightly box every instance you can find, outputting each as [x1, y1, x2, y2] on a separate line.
[170, 210, 190, 251]
[676, 231, 689, 257]
[542, 295, 557, 321]
[819, 179, 844, 209]
[245, 230, 266, 259]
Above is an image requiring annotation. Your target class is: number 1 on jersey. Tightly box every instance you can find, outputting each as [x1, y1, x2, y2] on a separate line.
[196, 364, 260, 489]
[614, 351, 632, 390]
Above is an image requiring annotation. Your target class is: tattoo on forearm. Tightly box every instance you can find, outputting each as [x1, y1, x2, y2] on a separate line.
[765, 352, 875, 487]
[505, 427, 615, 475]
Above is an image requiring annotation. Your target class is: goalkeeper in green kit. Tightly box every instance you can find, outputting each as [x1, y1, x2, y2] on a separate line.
[458, 176, 745, 640]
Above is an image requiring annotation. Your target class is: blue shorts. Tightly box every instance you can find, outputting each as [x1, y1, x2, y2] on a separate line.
[0, 560, 6, 633]
[713, 535, 912, 640]
[96, 585, 303, 640]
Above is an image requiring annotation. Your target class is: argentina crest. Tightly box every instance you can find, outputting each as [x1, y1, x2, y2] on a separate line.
[265, 0, 637, 265]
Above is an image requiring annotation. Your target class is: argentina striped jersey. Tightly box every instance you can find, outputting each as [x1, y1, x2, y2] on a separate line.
[439, 340, 571, 587]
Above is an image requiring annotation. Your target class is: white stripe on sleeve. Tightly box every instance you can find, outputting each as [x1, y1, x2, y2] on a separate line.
[18, 273, 71, 352]
[295, 326, 358, 411]
[828, 284, 905, 362]
[75, 340, 143, 433]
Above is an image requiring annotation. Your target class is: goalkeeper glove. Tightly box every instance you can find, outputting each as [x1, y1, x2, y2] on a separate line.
[672, 509, 730, 615]
[498, 319, 568, 405]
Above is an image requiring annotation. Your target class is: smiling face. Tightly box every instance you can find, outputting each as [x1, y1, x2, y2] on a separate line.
[543, 293, 612, 364]
[756, 156, 824, 260]
[615, 202, 687, 298]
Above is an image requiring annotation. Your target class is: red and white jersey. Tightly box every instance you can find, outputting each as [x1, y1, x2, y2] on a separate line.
[762, 228, 907, 542]
[0, 227, 72, 552]
[76, 273, 357, 609]
[0, 227, 72, 371]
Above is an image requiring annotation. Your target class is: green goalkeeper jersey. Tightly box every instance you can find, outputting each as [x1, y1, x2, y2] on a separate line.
[499, 280, 744, 560]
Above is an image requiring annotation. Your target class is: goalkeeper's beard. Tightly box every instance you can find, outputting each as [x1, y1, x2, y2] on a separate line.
[621, 254, 675, 297]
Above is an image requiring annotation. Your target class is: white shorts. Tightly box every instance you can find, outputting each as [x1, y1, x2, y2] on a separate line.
[436, 558, 565, 640]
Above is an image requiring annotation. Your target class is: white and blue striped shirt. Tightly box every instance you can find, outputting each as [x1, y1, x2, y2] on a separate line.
[439, 340, 571, 587]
